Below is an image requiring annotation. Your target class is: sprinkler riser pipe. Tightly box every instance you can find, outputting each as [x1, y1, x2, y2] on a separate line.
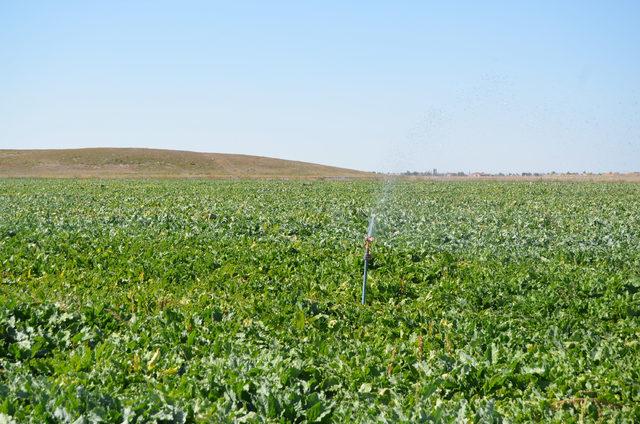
[361, 255, 368, 305]
[361, 215, 375, 305]
[361, 237, 374, 305]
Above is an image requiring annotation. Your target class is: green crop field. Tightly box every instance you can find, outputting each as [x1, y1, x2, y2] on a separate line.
[1, 179, 639, 422]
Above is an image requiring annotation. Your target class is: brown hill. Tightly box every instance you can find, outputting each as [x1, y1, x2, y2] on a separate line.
[0, 148, 371, 179]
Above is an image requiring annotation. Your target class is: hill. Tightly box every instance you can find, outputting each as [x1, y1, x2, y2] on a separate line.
[0, 148, 371, 179]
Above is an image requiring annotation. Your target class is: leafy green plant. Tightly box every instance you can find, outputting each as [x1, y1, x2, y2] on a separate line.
[1, 179, 639, 422]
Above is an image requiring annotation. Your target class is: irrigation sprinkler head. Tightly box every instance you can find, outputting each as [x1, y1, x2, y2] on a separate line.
[364, 235, 374, 253]
[364, 236, 374, 262]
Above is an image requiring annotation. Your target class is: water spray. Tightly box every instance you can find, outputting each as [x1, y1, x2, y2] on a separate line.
[361, 214, 375, 305]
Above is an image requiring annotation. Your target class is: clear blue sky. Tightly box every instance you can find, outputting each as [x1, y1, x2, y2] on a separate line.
[1, 1, 639, 173]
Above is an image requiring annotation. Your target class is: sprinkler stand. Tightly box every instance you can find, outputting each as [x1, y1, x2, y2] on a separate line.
[361, 235, 374, 305]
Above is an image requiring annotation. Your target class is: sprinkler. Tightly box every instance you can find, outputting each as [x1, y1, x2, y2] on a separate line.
[361, 215, 375, 305]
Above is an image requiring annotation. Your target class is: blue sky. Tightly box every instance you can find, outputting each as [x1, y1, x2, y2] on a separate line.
[1, 1, 639, 173]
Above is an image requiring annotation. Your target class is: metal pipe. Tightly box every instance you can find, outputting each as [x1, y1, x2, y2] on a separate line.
[361, 251, 368, 305]
[361, 215, 375, 305]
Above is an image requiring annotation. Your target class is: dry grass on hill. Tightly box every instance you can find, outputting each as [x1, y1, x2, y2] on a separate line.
[0, 148, 372, 179]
